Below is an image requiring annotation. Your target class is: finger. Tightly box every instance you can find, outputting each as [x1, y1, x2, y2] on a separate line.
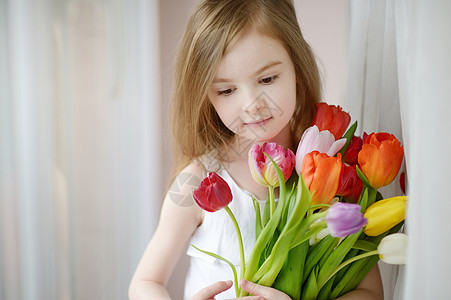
[240, 279, 271, 296]
[240, 280, 290, 300]
[192, 280, 233, 299]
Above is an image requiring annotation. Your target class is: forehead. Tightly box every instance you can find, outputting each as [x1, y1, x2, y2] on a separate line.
[214, 29, 291, 79]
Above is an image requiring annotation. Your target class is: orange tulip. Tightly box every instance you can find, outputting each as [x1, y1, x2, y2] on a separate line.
[301, 151, 342, 205]
[358, 133, 404, 189]
[311, 103, 351, 140]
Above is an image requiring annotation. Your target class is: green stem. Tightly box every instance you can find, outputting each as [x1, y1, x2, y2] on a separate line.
[309, 204, 331, 211]
[269, 185, 275, 217]
[224, 206, 246, 295]
[190, 244, 239, 297]
[323, 250, 379, 287]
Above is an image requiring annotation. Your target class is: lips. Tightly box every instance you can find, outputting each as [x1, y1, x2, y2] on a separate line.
[245, 117, 272, 128]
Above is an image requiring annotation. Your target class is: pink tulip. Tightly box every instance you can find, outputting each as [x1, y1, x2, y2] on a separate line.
[295, 125, 346, 174]
[248, 142, 295, 187]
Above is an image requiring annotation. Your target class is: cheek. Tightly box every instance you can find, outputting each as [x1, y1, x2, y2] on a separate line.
[210, 100, 237, 130]
[275, 80, 297, 119]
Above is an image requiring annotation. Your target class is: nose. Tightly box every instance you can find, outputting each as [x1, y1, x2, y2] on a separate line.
[243, 90, 267, 115]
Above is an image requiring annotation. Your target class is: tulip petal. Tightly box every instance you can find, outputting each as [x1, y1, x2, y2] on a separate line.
[363, 196, 407, 236]
[312, 103, 351, 139]
[249, 142, 295, 187]
[296, 126, 344, 174]
[378, 233, 408, 264]
[192, 172, 233, 212]
[302, 152, 342, 205]
[358, 133, 404, 189]
[327, 202, 367, 237]
[326, 138, 347, 157]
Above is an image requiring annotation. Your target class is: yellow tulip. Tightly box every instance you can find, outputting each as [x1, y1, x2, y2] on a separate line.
[363, 196, 407, 236]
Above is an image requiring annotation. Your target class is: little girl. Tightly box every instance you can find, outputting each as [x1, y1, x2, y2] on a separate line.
[129, 1, 383, 299]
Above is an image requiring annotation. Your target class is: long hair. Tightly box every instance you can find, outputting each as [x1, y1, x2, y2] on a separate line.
[169, 0, 321, 182]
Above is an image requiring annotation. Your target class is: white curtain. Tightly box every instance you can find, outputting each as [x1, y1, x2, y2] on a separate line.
[347, 0, 451, 299]
[345, 1, 402, 299]
[395, 0, 451, 299]
[0, 0, 161, 299]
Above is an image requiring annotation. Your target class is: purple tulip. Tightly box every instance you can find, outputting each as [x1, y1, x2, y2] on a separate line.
[326, 202, 368, 238]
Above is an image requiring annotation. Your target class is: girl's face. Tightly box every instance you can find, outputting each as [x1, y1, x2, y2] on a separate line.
[208, 28, 297, 150]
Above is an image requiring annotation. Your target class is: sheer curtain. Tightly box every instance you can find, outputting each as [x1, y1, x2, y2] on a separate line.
[395, 0, 451, 299]
[0, 0, 160, 299]
[347, 0, 451, 299]
[345, 1, 402, 299]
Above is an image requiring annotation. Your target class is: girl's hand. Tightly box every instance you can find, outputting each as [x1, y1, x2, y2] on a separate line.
[189, 280, 266, 300]
[238, 279, 291, 300]
[189, 279, 291, 300]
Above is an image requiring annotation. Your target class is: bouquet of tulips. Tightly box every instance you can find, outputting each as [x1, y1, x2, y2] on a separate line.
[192, 102, 407, 299]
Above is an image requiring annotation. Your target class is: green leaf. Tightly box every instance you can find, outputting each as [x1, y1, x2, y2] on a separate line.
[303, 235, 336, 284]
[191, 244, 239, 297]
[358, 188, 368, 212]
[356, 165, 371, 188]
[251, 176, 314, 287]
[352, 240, 377, 251]
[330, 222, 405, 298]
[367, 187, 378, 208]
[338, 121, 358, 156]
[280, 183, 297, 230]
[240, 166, 290, 296]
[330, 255, 379, 298]
[316, 230, 362, 290]
[262, 193, 271, 227]
[324, 249, 379, 287]
[290, 225, 325, 249]
[317, 274, 334, 300]
[272, 241, 308, 300]
[302, 266, 319, 300]
[252, 196, 263, 240]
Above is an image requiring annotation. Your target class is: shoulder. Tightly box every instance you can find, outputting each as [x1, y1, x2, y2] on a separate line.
[162, 160, 206, 226]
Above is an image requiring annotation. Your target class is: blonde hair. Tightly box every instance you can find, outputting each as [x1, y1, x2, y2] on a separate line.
[169, 0, 321, 181]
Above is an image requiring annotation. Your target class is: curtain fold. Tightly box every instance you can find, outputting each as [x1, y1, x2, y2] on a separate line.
[348, 0, 451, 299]
[345, 1, 402, 299]
[395, 0, 451, 299]
[0, 1, 161, 299]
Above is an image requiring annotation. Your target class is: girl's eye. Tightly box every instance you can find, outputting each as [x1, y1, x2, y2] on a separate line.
[259, 75, 278, 85]
[217, 88, 236, 96]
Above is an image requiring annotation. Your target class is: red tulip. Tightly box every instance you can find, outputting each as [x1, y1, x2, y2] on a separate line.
[336, 164, 363, 203]
[249, 142, 295, 187]
[400, 172, 406, 195]
[342, 136, 363, 166]
[358, 133, 404, 189]
[301, 151, 342, 205]
[192, 172, 233, 212]
[311, 103, 351, 140]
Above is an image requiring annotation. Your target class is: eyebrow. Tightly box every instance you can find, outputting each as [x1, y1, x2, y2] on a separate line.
[212, 60, 283, 84]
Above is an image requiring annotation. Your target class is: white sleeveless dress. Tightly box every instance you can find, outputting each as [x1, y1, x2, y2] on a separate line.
[184, 157, 267, 300]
